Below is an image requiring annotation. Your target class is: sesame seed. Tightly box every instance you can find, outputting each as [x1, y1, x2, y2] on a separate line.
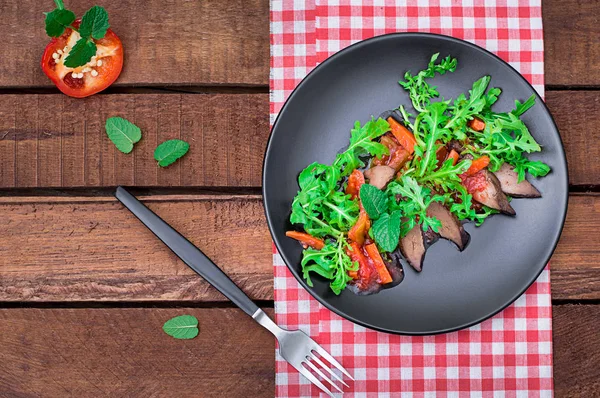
[52, 53, 59, 60]
[97, 60, 103, 67]
[63, 46, 68, 52]
[79, 73, 85, 78]
[83, 67, 91, 73]
[91, 70, 98, 77]
[90, 60, 97, 67]
[57, 49, 63, 55]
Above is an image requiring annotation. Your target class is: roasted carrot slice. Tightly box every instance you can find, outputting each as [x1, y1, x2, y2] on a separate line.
[387, 117, 417, 154]
[447, 149, 460, 166]
[345, 169, 365, 199]
[464, 155, 490, 176]
[348, 209, 370, 246]
[468, 117, 486, 132]
[364, 243, 393, 284]
[346, 242, 369, 280]
[285, 231, 325, 250]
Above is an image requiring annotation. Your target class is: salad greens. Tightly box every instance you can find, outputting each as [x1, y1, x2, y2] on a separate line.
[289, 53, 551, 295]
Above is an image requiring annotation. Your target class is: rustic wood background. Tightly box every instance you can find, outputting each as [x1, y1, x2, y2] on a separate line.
[0, 0, 598, 396]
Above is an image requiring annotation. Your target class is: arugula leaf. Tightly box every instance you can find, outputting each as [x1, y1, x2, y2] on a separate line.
[512, 158, 551, 182]
[323, 191, 360, 231]
[399, 53, 457, 112]
[301, 235, 357, 295]
[387, 176, 443, 234]
[414, 101, 450, 177]
[512, 94, 536, 116]
[419, 158, 471, 192]
[105, 117, 142, 154]
[334, 118, 389, 176]
[79, 5, 110, 40]
[163, 315, 199, 339]
[63, 37, 97, 68]
[483, 87, 502, 112]
[359, 184, 388, 220]
[45, 8, 76, 37]
[445, 76, 491, 136]
[154, 139, 190, 167]
[372, 210, 402, 252]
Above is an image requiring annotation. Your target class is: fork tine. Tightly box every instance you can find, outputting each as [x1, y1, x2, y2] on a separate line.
[313, 345, 354, 380]
[297, 363, 336, 398]
[304, 358, 344, 393]
[309, 353, 349, 387]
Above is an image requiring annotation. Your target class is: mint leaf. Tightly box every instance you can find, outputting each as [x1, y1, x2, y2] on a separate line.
[372, 210, 402, 252]
[63, 38, 97, 68]
[105, 117, 142, 154]
[45, 9, 75, 37]
[162, 315, 199, 339]
[359, 184, 388, 220]
[154, 139, 190, 167]
[79, 5, 110, 40]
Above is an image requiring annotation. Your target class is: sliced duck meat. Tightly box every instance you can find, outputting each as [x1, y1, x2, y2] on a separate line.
[493, 163, 541, 198]
[399, 223, 427, 272]
[447, 140, 464, 154]
[426, 202, 470, 251]
[466, 169, 516, 215]
[364, 165, 395, 190]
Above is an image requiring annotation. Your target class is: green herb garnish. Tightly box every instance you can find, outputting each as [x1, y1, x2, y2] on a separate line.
[44, 0, 111, 68]
[154, 139, 190, 167]
[105, 117, 142, 154]
[288, 53, 551, 295]
[163, 315, 199, 340]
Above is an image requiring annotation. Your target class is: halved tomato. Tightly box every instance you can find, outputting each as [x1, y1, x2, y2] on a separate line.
[41, 19, 123, 98]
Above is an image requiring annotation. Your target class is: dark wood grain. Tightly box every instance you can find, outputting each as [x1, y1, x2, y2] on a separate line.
[0, 94, 268, 188]
[543, 0, 600, 87]
[0, 195, 272, 302]
[0, 305, 596, 396]
[0, 193, 597, 302]
[0, 91, 597, 188]
[0, 308, 275, 397]
[553, 304, 600, 397]
[545, 91, 600, 186]
[0, 0, 269, 88]
[0, 0, 597, 88]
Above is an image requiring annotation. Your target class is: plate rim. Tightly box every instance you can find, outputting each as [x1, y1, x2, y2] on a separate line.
[263, 32, 569, 335]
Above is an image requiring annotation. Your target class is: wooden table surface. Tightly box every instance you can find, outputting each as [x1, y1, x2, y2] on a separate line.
[0, 0, 598, 396]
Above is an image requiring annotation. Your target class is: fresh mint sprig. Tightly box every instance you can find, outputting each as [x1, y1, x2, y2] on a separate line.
[44, 0, 110, 68]
[44, 0, 76, 37]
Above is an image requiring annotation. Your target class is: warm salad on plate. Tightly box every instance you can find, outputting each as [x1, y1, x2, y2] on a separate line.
[286, 54, 551, 295]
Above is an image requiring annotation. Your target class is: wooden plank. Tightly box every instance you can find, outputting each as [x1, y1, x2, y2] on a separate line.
[0, 94, 269, 188]
[0, 195, 272, 302]
[0, 305, 597, 396]
[0, 308, 275, 397]
[553, 304, 600, 397]
[0, 0, 269, 88]
[543, 0, 600, 87]
[0, 91, 594, 188]
[0, 0, 596, 88]
[545, 91, 600, 186]
[0, 193, 598, 302]
[550, 193, 600, 300]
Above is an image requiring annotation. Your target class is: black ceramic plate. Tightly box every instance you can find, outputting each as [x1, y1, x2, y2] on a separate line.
[263, 33, 568, 335]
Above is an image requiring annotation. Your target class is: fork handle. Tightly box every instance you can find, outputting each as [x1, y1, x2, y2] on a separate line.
[115, 186, 259, 317]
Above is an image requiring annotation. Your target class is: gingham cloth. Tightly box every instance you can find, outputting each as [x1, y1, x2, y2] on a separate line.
[270, 1, 553, 396]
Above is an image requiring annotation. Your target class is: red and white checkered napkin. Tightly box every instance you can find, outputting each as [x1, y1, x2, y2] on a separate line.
[271, 1, 553, 396]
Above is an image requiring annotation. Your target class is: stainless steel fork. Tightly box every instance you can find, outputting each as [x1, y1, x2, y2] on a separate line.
[115, 187, 353, 397]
